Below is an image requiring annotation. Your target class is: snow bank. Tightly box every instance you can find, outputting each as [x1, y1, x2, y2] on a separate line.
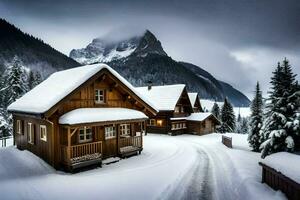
[59, 108, 148, 125]
[262, 152, 300, 183]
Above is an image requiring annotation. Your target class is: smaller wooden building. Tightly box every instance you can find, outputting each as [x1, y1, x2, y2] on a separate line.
[8, 64, 158, 171]
[136, 85, 219, 135]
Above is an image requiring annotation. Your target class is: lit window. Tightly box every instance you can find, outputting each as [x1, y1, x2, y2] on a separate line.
[79, 127, 93, 143]
[95, 89, 105, 103]
[17, 120, 22, 134]
[105, 125, 116, 139]
[120, 124, 131, 136]
[157, 120, 163, 126]
[40, 125, 47, 142]
[27, 123, 34, 144]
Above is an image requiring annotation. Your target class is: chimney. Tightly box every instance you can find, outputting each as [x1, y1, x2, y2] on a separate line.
[147, 80, 153, 90]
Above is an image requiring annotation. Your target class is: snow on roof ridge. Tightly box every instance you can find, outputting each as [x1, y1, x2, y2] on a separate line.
[8, 63, 158, 114]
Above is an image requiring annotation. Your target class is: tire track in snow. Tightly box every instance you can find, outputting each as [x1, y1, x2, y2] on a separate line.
[160, 142, 214, 200]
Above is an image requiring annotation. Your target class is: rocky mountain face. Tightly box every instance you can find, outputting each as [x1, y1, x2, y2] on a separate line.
[70, 30, 250, 106]
[0, 19, 79, 76]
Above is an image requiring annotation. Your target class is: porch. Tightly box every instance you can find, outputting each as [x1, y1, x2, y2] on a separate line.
[58, 108, 147, 171]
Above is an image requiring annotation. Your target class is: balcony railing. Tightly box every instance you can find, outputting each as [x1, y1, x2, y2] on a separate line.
[61, 141, 102, 165]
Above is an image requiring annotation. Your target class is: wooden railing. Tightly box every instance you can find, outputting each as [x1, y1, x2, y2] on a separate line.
[61, 141, 102, 164]
[222, 135, 232, 148]
[259, 162, 300, 200]
[119, 136, 142, 149]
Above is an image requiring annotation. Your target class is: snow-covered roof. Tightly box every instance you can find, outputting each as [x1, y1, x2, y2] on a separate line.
[135, 84, 186, 111]
[188, 93, 198, 107]
[59, 108, 148, 125]
[170, 112, 218, 122]
[8, 64, 158, 114]
[186, 112, 213, 121]
[262, 152, 300, 183]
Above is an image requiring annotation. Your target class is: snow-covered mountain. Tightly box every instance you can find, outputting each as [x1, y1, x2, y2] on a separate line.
[70, 30, 167, 64]
[70, 30, 250, 106]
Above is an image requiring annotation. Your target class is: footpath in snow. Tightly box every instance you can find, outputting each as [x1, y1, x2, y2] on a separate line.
[0, 134, 287, 200]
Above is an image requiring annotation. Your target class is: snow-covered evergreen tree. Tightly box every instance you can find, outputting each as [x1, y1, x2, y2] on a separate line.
[261, 58, 299, 158]
[4, 56, 28, 107]
[211, 102, 220, 119]
[218, 98, 236, 133]
[248, 82, 264, 152]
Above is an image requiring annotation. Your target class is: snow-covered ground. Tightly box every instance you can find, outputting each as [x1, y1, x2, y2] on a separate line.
[0, 134, 286, 200]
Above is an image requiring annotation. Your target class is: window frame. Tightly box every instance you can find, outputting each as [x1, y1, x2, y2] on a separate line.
[40, 125, 47, 142]
[27, 123, 34, 144]
[120, 124, 131, 136]
[95, 89, 105, 104]
[105, 125, 116, 139]
[148, 119, 156, 126]
[174, 106, 180, 113]
[78, 126, 93, 143]
[16, 120, 22, 134]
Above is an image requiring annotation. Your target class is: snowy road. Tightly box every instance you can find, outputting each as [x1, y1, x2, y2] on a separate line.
[0, 134, 285, 200]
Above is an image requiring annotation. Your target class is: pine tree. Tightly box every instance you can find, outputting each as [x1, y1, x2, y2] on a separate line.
[248, 82, 264, 152]
[261, 58, 299, 158]
[211, 102, 220, 119]
[4, 56, 28, 106]
[218, 98, 236, 133]
[235, 113, 242, 133]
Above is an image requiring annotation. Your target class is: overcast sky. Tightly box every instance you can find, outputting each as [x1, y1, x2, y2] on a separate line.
[1, 0, 300, 98]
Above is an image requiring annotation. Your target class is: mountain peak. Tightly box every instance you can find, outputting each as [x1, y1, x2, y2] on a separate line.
[69, 29, 167, 64]
[132, 30, 167, 57]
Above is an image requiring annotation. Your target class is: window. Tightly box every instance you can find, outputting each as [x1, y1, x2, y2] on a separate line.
[79, 127, 93, 143]
[40, 125, 47, 142]
[27, 123, 34, 144]
[148, 119, 156, 126]
[175, 106, 180, 113]
[17, 120, 22, 134]
[181, 106, 185, 113]
[95, 89, 105, 103]
[171, 122, 186, 130]
[156, 119, 163, 126]
[105, 125, 116, 139]
[120, 124, 131, 136]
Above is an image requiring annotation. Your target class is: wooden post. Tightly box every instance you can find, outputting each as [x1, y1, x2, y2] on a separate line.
[116, 124, 120, 154]
[67, 127, 71, 165]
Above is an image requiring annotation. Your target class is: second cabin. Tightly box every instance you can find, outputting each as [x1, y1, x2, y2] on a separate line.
[135, 85, 220, 135]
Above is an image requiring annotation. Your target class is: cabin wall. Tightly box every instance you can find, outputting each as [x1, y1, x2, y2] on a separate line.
[187, 118, 217, 135]
[13, 114, 54, 166]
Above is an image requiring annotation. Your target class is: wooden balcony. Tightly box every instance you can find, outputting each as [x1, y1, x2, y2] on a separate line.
[119, 136, 142, 157]
[61, 141, 102, 170]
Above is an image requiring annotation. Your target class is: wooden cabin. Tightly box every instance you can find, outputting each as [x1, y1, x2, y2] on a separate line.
[186, 113, 220, 135]
[188, 92, 203, 112]
[135, 85, 219, 135]
[135, 84, 193, 135]
[8, 64, 158, 171]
